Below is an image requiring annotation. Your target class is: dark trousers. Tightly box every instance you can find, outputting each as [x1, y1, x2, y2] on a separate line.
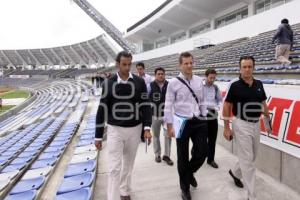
[207, 110, 218, 162]
[176, 118, 208, 192]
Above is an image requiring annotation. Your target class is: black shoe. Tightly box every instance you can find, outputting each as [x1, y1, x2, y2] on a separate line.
[155, 156, 161, 163]
[229, 170, 244, 188]
[181, 190, 191, 200]
[207, 161, 219, 168]
[190, 175, 197, 188]
[162, 156, 174, 166]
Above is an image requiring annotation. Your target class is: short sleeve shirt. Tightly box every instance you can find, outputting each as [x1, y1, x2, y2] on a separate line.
[225, 77, 267, 121]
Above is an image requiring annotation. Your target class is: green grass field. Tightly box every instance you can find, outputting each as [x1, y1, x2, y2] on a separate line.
[0, 105, 15, 114]
[0, 90, 29, 99]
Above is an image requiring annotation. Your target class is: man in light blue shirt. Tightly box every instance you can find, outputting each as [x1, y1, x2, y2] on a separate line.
[164, 52, 208, 200]
[203, 68, 222, 169]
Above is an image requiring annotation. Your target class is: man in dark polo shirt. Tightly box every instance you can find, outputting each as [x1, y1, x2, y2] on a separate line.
[95, 51, 152, 200]
[223, 56, 272, 200]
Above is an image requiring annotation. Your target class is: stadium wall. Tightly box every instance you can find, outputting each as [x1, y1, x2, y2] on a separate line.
[132, 0, 300, 62]
[216, 82, 300, 194]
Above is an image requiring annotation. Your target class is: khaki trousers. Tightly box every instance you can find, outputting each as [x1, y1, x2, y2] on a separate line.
[232, 117, 260, 200]
[107, 124, 142, 200]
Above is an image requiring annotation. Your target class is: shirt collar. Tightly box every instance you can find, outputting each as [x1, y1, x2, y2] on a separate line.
[239, 75, 255, 87]
[203, 79, 213, 87]
[179, 72, 193, 81]
[117, 72, 133, 84]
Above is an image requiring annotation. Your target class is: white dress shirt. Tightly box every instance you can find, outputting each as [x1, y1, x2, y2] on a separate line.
[164, 73, 207, 124]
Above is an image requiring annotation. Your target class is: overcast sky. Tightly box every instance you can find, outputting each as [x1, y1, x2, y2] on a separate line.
[0, 0, 164, 49]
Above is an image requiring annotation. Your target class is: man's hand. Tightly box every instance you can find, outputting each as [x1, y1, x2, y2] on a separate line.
[167, 124, 175, 138]
[95, 140, 102, 151]
[144, 130, 152, 145]
[223, 127, 233, 141]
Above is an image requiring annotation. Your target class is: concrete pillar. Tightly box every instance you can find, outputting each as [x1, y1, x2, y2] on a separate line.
[248, 0, 255, 16]
[186, 30, 191, 38]
[168, 37, 172, 45]
[210, 18, 216, 30]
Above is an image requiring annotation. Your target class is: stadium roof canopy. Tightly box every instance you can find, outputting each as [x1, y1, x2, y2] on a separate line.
[125, 0, 252, 42]
[0, 0, 127, 67]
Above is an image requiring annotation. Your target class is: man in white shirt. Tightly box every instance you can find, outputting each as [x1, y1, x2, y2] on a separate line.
[136, 62, 153, 142]
[136, 62, 153, 87]
[203, 68, 223, 168]
[164, 52, 208, 200]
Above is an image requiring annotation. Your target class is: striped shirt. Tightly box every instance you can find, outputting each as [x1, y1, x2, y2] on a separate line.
[203, 80, 223, 110]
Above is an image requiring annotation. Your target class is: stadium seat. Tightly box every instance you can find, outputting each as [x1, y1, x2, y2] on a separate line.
[77, 139, 94, 147]
[22, 166, 52, 180]
[24, 146, 43, 152]
[70, 152, 97, 164]
[44, 146, 65, 153]
[2, 163, 27, 173]
[57, 172, 94, 194]
[55, 187, 92, 200]
[50, 141, 69, 147]
[30, 158, 57, 169]
[18, 151, 38, 158]
[5, 190, 37, 200]
[10, 157, 33, 165]
[261, 79, 275, 84]
[0, 179, 10, 192]
[38, 151, 61, 160]
[80, 134, 94, 140]
[10, 177, 44, 194]
[0, 170, 19, 181]
[74, 144, 96, 154]
[64, 160, 96, 177]
[1, 150, 19, 157]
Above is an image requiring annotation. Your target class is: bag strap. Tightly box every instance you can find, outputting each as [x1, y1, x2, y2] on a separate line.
[213, 84, 219, 100]
[176, 77, 200, 107]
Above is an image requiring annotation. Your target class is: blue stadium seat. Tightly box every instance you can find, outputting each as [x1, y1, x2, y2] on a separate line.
[70, 152, 97, 164]
[57, 172, 94, 194]
[286, 65, 300, 70]
[30, 158, 57, 169]
[262, 79, 275, 84]
[1, 150, 19, 157]
[74, 145, 96, 155]
[0, 158, 10, 166]
[44, 146, 65, 153]
[50, 141, 68, 147]
[7, 146, 22, 151]
[5, 190, 37, 200]
[0, 179, 10, 192]
[77, 139, 94, 147]
[22, 166, 52, 180]
[10, 177, 44, 194]
[55, 187, 92, 200]
[24, 146, 43, 152]
[10, 157, 32, 165]
[18, 151, 38, 158]
[2, 163, 27, 173]
[38, 151, 61, 160]
[64, 160, 96, 177]
[80, 135, 94, 140]
[0, 170, 19, 181]
[274, 66, 285, 70]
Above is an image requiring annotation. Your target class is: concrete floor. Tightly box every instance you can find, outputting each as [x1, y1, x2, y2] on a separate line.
[94, 138, 300, 200]
[35, 96, 300, 200]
